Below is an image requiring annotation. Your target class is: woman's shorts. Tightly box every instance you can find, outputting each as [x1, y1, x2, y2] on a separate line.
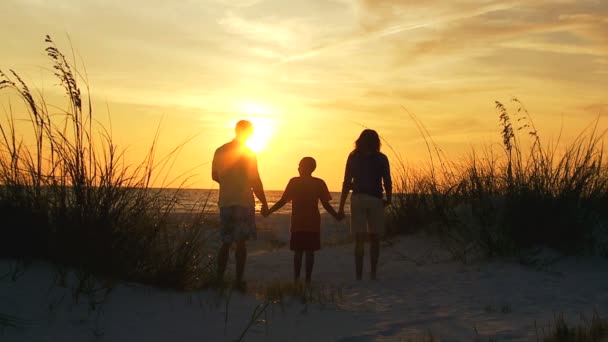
[350, 193, 385, 236]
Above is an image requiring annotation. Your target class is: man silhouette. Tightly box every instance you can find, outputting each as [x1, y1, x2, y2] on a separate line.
[212, 120, 268, 288]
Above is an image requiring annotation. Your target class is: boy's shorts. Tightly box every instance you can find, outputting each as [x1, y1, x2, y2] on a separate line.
[290, 232, 321, 251]
[219, 205, 256, 243]
[350, 193, 385, 236]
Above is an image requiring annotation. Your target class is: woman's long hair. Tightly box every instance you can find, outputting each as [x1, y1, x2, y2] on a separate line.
[354, 129, 381, 154]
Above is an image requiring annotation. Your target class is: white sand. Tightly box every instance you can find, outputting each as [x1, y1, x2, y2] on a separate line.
[2, 228, 608, 341]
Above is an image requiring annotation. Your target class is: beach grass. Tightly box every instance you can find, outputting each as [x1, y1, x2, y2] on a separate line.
[0, 313, 23, 330]
[253, 280, 343, 307]
[387, 101, 608, 260]
[539, 312, 608, 342]
[0, 36, 212, 291]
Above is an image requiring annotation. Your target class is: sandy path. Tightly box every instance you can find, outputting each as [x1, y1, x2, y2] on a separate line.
[244, 235, 608, 341]
[2, 235, 608, 341]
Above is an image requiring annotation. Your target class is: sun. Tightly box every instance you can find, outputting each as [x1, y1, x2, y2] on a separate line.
[246, 117, 274, 152]
[235, 101, 276, 153]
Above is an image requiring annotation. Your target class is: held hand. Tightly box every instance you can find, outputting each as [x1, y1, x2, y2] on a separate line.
[336, 210, 345, 222]
[261, 204, 270, 217]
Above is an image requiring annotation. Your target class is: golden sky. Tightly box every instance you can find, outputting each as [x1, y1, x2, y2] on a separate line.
[1, 0, 607, 191]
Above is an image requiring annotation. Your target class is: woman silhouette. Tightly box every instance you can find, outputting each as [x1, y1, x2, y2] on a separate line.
[338, 129, 392, 280]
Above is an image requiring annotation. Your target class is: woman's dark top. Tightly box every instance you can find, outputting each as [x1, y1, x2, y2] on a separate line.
[341, 151, 391, 199]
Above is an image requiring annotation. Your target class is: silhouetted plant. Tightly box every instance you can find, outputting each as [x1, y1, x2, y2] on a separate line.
[387, 99, 608, 258]
[540, 312, 608, 342]
[0, 36, 212, 291]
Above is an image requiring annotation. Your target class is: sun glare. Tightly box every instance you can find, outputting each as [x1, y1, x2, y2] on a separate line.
[236, 101, 276, 153]
[246, 117, 274, 152]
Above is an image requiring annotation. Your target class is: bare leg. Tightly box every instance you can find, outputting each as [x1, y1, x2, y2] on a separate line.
[235, 240, 247, 283]
[217, 242, 231, 280]
[294, 250, 303, 281]
[304, 250, 314, 284]
[370, 234, 379, 280]
[355, 234, 366, 280]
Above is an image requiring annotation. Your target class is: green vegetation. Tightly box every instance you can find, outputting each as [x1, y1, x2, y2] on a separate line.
[387, 101, 608, 259]
[253, 280, 342, 307]
[0, 313, 23, 330]
[0, 36, 212, 291]
[539, 313, 608, 342]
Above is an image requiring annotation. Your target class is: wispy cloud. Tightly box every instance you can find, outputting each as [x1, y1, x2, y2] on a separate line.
[219, 12, 299, 46]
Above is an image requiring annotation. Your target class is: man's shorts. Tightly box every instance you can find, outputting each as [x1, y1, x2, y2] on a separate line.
[220, 205, 256, 243]
[350, 193, 385, 236]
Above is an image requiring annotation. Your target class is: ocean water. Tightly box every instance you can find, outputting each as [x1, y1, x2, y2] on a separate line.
[167, 188, 348, 214]
[164, 188, 353, 244]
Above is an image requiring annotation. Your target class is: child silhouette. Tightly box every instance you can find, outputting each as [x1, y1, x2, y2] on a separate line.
[265, 157, 340, 284]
